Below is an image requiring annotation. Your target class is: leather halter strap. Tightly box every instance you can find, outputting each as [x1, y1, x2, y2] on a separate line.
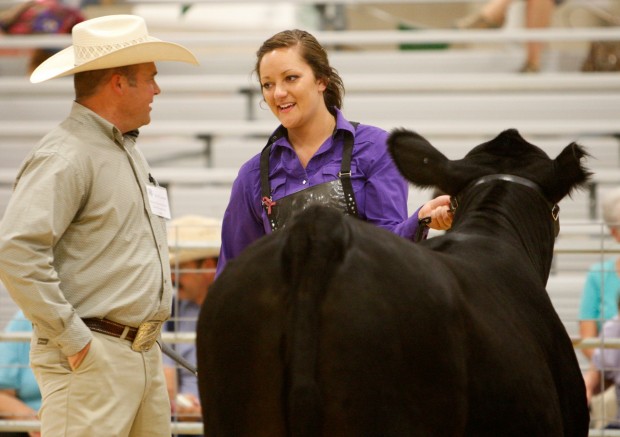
[450, 173, 561, 240]
[454, 174, 560, 222]
[415, 173, 561, 242]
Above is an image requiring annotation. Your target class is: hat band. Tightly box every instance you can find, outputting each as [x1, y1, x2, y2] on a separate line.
[73, 34, 150, 66]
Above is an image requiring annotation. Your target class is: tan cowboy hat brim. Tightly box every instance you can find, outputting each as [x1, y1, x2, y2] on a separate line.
[168, 215, 222, 265]
[169, 244, 221, 265]
[30, 37, 198, 83]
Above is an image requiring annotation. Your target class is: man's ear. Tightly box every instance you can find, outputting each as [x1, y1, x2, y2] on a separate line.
[109, 72, 126, 95]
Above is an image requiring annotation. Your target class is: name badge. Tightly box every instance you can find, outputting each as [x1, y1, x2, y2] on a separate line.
[146, 185, 171, 219]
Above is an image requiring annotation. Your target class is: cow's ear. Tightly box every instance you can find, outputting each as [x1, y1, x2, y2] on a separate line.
[388, 129, 477, 195]
[550, 142, 592, 203]
[388, 129, 449, 189]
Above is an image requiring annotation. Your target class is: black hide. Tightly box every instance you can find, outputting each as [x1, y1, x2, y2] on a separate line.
[196, 129, 591, 437]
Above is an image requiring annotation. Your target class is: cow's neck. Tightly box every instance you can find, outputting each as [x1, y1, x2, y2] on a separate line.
[450, 181, 557, 283]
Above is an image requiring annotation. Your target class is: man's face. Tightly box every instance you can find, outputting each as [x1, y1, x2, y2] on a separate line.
[119, 62, 161, 131]
[171, 258, 217, 306]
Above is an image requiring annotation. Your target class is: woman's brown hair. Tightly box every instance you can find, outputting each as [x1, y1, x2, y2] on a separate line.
[255, 29, 344, 114]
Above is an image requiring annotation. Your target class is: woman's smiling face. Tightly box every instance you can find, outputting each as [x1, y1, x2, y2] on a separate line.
[259, 46, 327, 130]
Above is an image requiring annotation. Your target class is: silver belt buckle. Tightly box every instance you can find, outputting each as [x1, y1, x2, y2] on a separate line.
[131, 320, 163, 352]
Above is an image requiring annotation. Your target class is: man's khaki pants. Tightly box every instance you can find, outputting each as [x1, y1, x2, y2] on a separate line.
[31, 330, 171, 437]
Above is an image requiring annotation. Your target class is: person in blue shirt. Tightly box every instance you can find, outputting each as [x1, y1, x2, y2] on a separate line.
[579, 187, 620, 361]
[165, 215, 221, 437]
[578, 187, 620, 428]
[0, 310, 41, 437]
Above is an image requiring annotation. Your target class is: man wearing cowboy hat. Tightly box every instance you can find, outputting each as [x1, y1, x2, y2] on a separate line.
[0, 14, 198, 437]
[165, 215, 221, 436]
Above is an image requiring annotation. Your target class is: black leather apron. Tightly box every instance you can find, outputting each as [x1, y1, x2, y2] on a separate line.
[260, 123, 359, 232]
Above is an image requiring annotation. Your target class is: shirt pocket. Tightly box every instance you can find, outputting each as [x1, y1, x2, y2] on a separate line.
[321, 164, 340, 180]
[270, 176, 287, 199]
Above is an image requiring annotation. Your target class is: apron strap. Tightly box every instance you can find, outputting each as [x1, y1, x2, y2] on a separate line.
[340, 122, 359, 216]
[260, 144, 273, 204]
[260, 126, 287, 220]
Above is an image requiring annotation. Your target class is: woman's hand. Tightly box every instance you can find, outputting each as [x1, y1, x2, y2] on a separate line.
[418, 195, 453, 231]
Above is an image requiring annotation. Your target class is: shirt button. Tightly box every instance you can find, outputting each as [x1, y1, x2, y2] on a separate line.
[302, 180, 307, 185]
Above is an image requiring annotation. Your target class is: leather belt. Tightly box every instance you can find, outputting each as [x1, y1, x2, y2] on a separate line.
[82, 318, 138, 343]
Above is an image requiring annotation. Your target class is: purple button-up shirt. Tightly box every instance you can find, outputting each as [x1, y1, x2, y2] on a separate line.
[217, 109, 424, 274]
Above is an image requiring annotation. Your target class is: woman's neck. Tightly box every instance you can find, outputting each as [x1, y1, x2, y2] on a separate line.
[288, 110, 336, 168]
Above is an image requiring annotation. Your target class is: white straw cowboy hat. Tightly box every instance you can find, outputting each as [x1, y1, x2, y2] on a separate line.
[30, 14, 198, 83]
[168, 215, 222, 265]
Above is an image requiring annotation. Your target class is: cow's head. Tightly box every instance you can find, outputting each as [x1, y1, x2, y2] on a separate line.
[387, 128, 591, 204]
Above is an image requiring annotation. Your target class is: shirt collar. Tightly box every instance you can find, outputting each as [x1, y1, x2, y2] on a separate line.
[69, 102, 140, 147]
[333, 107, 356, 138]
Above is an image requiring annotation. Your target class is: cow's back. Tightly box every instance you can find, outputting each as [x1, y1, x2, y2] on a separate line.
[197, 207, 471, 436]
[197, 206, 588, 436]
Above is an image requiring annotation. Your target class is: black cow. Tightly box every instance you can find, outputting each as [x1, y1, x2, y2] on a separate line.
[196, 129, 590, 437]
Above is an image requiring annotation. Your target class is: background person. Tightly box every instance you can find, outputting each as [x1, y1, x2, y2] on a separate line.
[455, 0, 565, 72]
[0, 311, 41, 437]
[578, 186, 620, 428]
[0, 14, 198, 437]
[0, 0, 84, 74]
[165, 215, 221, 437]
[583, 298, 620, 429]
[218, 29, 452, 274]
[579, 187, 620, 359]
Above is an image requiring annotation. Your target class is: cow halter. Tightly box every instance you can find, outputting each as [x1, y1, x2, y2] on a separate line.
[450, 173, 561, 236]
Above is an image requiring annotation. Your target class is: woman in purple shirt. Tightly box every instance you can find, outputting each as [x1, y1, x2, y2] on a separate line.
[218, 29, 452, 274]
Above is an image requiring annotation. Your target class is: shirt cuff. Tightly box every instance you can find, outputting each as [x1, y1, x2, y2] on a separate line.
[49, 315, 93, 357]
[402, 206, 429, 242]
